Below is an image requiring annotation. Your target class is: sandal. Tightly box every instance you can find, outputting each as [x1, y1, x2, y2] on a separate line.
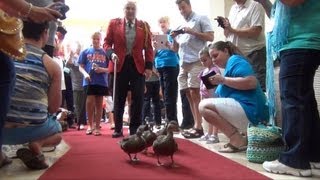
[86, 129, 93, 135]
[42, 146, 56, 153]
[93, 129, 101, 136]
[0, 153, 12, 168]
[110, 124, 115, 130]
[16, 148, 48, 170]
[182, 128, 204, 139]
[218, 143, 247, 153]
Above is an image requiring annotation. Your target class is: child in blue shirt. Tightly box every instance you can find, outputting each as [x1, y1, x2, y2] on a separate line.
[79, 32, 109, 136]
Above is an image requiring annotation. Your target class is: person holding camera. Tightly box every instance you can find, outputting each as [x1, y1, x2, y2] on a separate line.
[153, 16, 180, 126]
[66, 41, 86, 130]
[219, 0, 266, 91]
[171, 0, 214, 138]
[26, 0, 69, 57]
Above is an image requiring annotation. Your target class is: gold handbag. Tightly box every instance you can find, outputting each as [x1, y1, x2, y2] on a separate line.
[0, 10, 26, 60]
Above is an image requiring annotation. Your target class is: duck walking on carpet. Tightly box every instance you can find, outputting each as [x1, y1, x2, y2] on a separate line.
[140, 124, 157, 155]
[156, 120, 179, 136]
[153, 122, 179, 167]
[119, 126, 146, 162]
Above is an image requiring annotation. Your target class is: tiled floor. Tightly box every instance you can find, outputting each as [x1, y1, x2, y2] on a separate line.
[0, 128, 319, 180]
[0, 141, 69, 180]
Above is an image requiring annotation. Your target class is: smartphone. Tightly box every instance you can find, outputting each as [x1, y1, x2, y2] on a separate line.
[172, 28, 185, 35]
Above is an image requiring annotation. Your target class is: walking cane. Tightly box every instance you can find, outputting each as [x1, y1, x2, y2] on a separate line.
[112, 55, 117, 117]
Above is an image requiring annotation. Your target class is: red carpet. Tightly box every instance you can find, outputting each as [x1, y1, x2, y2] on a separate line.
[40, 124, 269, 180]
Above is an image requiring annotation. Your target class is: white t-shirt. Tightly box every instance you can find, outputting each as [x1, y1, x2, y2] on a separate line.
[227, 0, 265, 56]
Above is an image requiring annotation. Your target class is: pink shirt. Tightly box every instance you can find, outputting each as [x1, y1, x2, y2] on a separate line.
[198, 65, 221, 99]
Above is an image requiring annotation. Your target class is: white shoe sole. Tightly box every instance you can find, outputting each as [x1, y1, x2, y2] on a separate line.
[311, 162, 320, 177]
[263, 162, 312, 177]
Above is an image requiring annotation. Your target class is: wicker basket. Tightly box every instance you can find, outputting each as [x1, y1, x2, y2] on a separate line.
[246, 124, 285, 164]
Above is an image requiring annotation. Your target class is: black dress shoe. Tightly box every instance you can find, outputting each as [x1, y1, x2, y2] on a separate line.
[112, 131, 123, 138]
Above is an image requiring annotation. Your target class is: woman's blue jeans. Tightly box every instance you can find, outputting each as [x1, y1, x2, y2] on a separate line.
[279, 49, 320, 169]
[0, 52, 15, 150]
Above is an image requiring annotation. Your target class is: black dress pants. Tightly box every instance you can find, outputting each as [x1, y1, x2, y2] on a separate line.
[113, 55, 145, 135]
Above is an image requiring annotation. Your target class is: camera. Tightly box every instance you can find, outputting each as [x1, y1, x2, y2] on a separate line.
[215, 16, 225, 29]
[92, 63, 98, 70]
[52, 2, 70, 20]
[172, 28, 185, 35]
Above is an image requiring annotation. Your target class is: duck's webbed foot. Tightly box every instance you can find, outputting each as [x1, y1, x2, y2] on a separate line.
[170, 155, 178, 168]
[131, 154, 139, 162]
[156, 155, 164, 166]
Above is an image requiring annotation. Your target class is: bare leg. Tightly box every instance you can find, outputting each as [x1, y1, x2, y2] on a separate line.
[94, 96, 104, 130]
[28, 133, 62, 155]
[207, 124, 213, 136]
[108, 111, 114, 127]
[212, 125, 219, 137]
[86, 95, 95, 130]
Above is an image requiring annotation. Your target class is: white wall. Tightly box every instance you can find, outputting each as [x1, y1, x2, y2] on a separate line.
[63, 0, 229, 46]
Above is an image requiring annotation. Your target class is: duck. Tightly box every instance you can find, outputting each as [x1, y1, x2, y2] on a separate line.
[119, 126, 146, 162]
[152, 122, 179, 167]
[141, 124, 157, 155]
[156, 120, 179, 137]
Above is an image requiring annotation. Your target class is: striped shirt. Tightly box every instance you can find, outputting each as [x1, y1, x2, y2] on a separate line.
[6, 44, 49, 126]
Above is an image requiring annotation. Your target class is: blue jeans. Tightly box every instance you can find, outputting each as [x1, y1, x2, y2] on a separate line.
[0, 52, 15, 149]
[157, 66, 179, 122]
[278, 49, 320, 169]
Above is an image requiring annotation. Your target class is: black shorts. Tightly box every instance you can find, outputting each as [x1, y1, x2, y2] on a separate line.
[84, 85, 108, 96]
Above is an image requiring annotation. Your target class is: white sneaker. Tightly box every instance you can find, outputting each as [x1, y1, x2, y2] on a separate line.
[199, 133, 209, 141]
[262, 160, 312, 177]
[206, 135, 219, 144]
[311, 162, 320, 177]
[311, 162, 320, 169]
[79, 124, 85, 130]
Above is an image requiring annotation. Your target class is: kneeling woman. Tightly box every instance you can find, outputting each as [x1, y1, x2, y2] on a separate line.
[199, 41, 268, 153]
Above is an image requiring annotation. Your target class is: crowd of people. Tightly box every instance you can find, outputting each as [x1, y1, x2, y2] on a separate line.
[0, 0, 319, 178]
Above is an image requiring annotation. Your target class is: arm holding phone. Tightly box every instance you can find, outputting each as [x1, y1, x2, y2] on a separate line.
[0, 0, 62, 23]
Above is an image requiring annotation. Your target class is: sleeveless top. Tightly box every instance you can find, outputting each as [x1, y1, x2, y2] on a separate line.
[6, 44, 50, 126]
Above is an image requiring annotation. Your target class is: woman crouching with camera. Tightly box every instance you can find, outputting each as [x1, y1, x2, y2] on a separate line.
[199, 41, 268, 153]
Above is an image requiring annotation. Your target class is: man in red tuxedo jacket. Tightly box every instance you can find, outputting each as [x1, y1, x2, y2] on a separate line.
[104, 1, 153, 138]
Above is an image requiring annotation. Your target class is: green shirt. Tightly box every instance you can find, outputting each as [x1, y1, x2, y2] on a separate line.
[281, 0, 320, 51]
